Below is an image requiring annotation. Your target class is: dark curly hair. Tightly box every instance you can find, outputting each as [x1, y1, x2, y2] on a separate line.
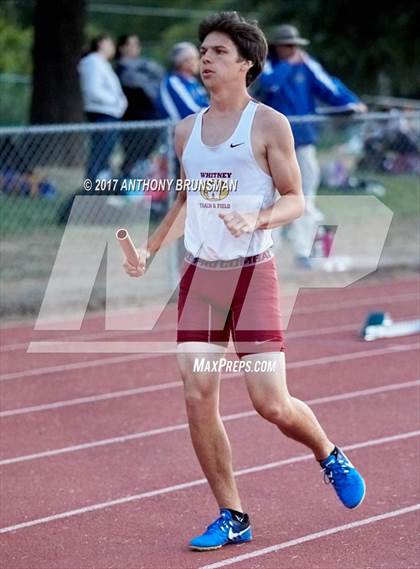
[198, 11, 267, 86]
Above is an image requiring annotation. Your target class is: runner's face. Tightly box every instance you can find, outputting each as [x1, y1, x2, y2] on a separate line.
[199, 32, 248, 88]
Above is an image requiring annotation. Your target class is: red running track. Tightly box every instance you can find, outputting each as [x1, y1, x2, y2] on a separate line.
[0, 276, 419, 568]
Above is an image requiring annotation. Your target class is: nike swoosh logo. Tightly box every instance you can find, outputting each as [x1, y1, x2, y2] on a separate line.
[254, 338, 277, 345]
[228, 526, 250, 540]
[230, 142, 244, 148]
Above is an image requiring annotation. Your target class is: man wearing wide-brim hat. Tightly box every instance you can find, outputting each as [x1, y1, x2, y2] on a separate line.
[269, 24, 310, 46]
[257, 24, 366, 269]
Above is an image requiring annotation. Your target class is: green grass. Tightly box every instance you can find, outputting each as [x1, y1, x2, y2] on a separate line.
[0, 194, 66, 234]
[1, 170, 418, 238]
[373, 173, 420, 217]
[318, 171, 419, 219]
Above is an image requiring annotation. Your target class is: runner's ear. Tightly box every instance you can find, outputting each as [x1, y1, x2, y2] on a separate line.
[241, 60, 253, 71]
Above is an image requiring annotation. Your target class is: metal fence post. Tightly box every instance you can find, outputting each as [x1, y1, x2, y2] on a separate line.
[165, 119, 181, 290]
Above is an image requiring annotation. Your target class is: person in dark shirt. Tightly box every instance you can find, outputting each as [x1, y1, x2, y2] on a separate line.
[116, 34, 164, 175]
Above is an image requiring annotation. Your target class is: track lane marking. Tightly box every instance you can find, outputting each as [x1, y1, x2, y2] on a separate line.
[0, 430, 418, 534]
[1, 379, 418, 465]
[199, 504, 420, 569]
[1, 340, 419, 383]
[1, 292, 418, 352]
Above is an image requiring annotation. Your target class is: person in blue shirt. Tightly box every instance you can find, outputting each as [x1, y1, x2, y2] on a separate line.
[159, 42, 208, 120]
[257, 25, 366, 268]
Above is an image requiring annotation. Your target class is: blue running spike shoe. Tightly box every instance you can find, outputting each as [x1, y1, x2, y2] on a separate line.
[320, 447, 366, 509]
[189, 509, 252, 551]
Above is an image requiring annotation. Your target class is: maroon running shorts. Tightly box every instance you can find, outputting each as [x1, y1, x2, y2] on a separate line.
[177, 250, 284, 358]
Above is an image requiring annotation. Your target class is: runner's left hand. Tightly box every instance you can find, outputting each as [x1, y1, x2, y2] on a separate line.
[219, 211, 259, 237]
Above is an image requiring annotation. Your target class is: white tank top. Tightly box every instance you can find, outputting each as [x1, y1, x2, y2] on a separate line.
[182, 100, 276, 261]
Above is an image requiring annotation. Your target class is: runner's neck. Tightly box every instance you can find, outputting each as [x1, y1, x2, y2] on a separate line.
[207, 90, 251, 114]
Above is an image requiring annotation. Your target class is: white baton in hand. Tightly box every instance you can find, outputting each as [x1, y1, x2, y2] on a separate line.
[115, 228, 139, 267]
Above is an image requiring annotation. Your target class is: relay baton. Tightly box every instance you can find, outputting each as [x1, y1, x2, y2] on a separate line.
[115, 228, 139, 267]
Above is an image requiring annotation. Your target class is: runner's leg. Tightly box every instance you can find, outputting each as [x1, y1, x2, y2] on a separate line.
[243, 352, 334, 460]
[177, 341, 244, 511]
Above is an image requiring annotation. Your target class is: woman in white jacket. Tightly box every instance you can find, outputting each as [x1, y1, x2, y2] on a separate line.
[79, 34, 127, 180]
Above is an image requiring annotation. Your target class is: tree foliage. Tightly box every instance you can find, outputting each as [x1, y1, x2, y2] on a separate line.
[2, 0, 419, 126]
[0, 12, 32, 74]
[86, 0, 420, 96]
[232, 0, 420, 96]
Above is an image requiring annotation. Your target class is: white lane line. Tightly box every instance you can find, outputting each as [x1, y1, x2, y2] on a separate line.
[1, 379, 418, 465]
[0, 329, 175, 353]
[0, 430, 418, 535]
[25, 336, 419, 354]
[23, 307, 420, 353]
[1, 341, 419, 408]
[0, 353, 157, 382]
[287, 342, 420, 369]
[291, 292, 419, 315]
[1, 278, 417, 335]
[1, 344, 419, 418]
[1, 336, 419, 384]
[198, 504, 420, 569]
[289, 322, 357, 338]
[0, 318, 388, 354]
[0, 304, 173, 332]
[0, 380, 185, 417]
[1, 292, 418, 352]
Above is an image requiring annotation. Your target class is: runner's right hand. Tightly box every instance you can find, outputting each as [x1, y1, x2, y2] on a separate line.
[123, 248, 150, 278]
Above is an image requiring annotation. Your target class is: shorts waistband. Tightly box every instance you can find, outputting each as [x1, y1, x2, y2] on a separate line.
[184, 249, 273, 269]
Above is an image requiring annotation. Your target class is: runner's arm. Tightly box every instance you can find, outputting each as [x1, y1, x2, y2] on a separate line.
[256, 110, 305, 229]
[145, 119, 191, 255]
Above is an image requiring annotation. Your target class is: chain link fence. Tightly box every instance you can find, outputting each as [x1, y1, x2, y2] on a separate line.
[0, 111, 419, 318]
[0, 119, 176, 317]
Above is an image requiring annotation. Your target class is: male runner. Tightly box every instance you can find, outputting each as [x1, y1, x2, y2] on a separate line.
[124, 11, 366, 552]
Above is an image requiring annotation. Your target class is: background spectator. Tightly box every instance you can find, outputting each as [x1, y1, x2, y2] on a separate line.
[78, 34, 127, 180]
[116, 34, 163, 121]
[257, 24, 366, 268]
[116, 34, 164, 176]
[158, 42, 208, 120]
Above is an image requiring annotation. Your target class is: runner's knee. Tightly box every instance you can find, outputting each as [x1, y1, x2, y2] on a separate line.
[253, 396, 294, 426]
[181, 369, 219, 417]
[184, 388, 218, 424]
